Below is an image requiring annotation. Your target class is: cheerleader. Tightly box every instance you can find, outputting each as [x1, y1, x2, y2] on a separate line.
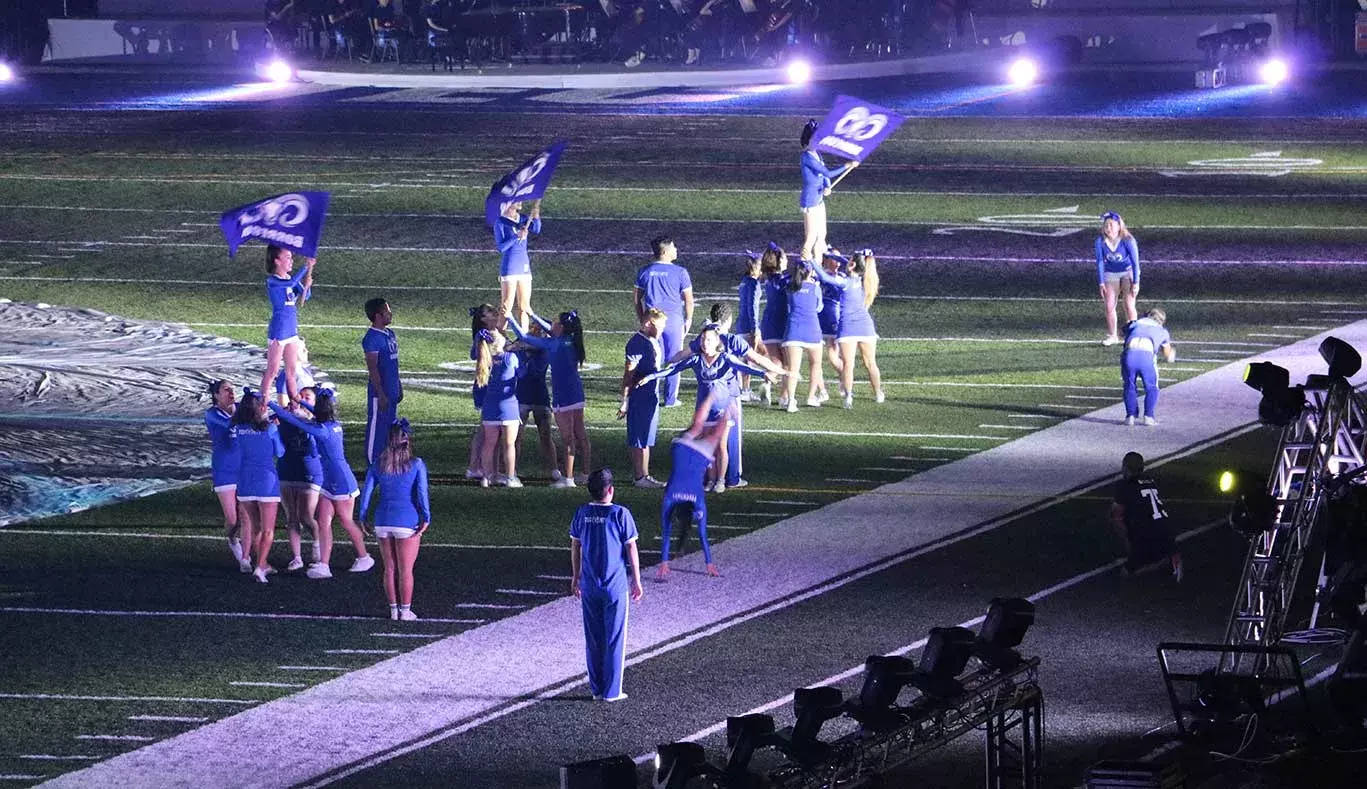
[757, 242, 789, 406]
[810, 249, 884, 408]
[508, 310, 591, 486]
[475, 328, 524, 487]
[277, 386, 323, 572]
[800, 119, 857, 262]
[781, 260, 826, 413]
[656, 394, 729, 582]
[735, 251, 763, 400]
[817, 251, 844, 402]
[259, 245, 315, 405]
[619, 308, 669, 488]
[204, 379, 249, 572]
[1096, 210, 1140, 346]
[694, 303, 786, 490]
[231, 389, 284, 584]
[465, 304, 500, 480]
[359, 420, 431, 621]
[495, 199, 541, 333]
[512, 320, 566, 486]
[268, 392, 374, 579]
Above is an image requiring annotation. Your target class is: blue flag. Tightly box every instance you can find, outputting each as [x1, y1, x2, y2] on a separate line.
[810, 95, 907, 163]
[485, 142, 568, 227]
[219, 191, 331, 259]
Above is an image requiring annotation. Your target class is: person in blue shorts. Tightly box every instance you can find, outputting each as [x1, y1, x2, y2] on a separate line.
[360, 419, 431, 621]
[362, 297, 402, 466]
[205, 379, 249, 572]
[508, 310, 592, 486]
[735, 251, 764, 400]
[495, 199, 541, 332]
[570, 468, 643, 702]
[757, 242, 790, 406]
[657, 396, 729, 581]
[512, 320, 565, 486]
[259, 245, 315, 405]
[800, 118, 857, 261]
[475, 328, 525, 487]
[634, 235, 694, 409]
[810, 249, 885, 408]
[1120, 307, 1175, 427]
[618, 308, 669, 488]
[231, 389, 284, 583]
[269, 392, 375, 579]
[781, 260, 826, 413]
[277, 386, 323, 573]
[1096, 210, 1141, 346]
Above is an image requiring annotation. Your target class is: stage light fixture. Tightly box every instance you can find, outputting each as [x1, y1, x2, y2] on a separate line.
[1319, 336, 1362, 379]
[723, 714, 774, 778]
[911, 626, 977, 698]
[1007, 57, 1039, 87]
[1243, 361, 1304, 426]
[561, 754, 637, 789]
[1259, 58, 1289, 86]
[266, 59, 295, 83]
[0, 63, 14, 83]
[1243, 361, 1289, 394]
[1219, 471, 1236, 494]
[845, 656, 918, 730]
[1228, 487, 1278, 538]
[786, 59, 812, 85]
[974, 597, 1035, 671]
[653, 742, 710, 789]
[772, 686, 842, 764]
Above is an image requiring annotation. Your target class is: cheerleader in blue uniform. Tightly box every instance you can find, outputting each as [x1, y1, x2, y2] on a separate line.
[512, 321, 565, 486]
[476, 328, 525, 487]
[508, 310, 592, 486]
[1096, 210, 1140, 346]
[495, 199, 541, 332]
[269, 392, 374, 579]
[258, 245, 315, 405]
[359, 420, 431, 621]
[695, 303, 786, 490]
[277, 386, 323, 572]
[816, 251, 844, 403]
[757, 243, 790, 406]
[800, 119, 857, 261]
[205, 379, 249, 572]
[735, 252, 764, 400]
[781, 261, 826, 413]
[655, 394, 732, 582]
[810, 250, 885, 408]
[231, 390, 284, 584]
[465, 304, 500, 480]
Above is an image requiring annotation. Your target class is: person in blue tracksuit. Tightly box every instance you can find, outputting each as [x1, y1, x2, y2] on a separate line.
[495, 199, 541, 332]
[656, 395, 730, 581]
[277, 386, 323, 573]
[570, 468, 643, 702]
[231, 389, 285, 583]
[757, 242, 790, 406]
[511, 321, 564, 486]
[475, 328, 525, 487]
[269, 392, 374, 579]
[259, 245, 316, 405]
[817, 251, 844, 403]
[800, 118, 857, 261]
[508, 310, 592, 485]
[1096, 210, 1141, 346]
[634, 235, 694, 409]
[735, 251, 764, 399]
[465, 304, 501, 480]
[205, 379, 249, 572]
[360, 419, 432, 621]
[1120, 308, 1175, 427]
[362, 297, 402, 466]
[810, 249, 885, 408]
[781, 261, 827, 413]
[618, 308, 669, 488]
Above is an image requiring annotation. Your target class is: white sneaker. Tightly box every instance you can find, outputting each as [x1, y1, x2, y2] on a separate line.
[874, 390, 886, 404]
[786, 400, 798, 413]
[684, 47, 699, 65]
[603, 693, 629, 703]
[843, 393, 854, 410]
[349, 555, 375, 573]
[389, 606, 399, 621]
[311, 540, 321, 563]
[778, 396, 789, 409]
[228, 538, 245, 564]
[1101, 335, 1121, 347]
[550, 476, 575, 489]
[634, 475, 664, 489]
[503, 476, 523, 488]
[1143, 416, 1159, 426]
[464, 468, 482, 480]
[1124, 416, 1136, 427]
[762, 382, 772, 406]
[479, 476, 489, 488]
[287, 557, 304, 572]
[817, 389, 830, 404]
[730, 478, 749, 489]
[574, 474, 588, 486]
[399, 609, 420, 622]
[624, 51, 644, 68]
[806, 395, 822, 408]
[237, 556, 253, 574]
[252, 567, 269, 584]
[712, 481, 726, 494]
[306, 563, 333, 580]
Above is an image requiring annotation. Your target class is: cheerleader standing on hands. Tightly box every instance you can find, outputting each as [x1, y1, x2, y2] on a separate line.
[495, 199, 541, 333]
[800, 119, 857, 262]
[259, 245, 315, 404]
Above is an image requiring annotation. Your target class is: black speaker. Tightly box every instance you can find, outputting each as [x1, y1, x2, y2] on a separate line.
[561, 754, 637, 789]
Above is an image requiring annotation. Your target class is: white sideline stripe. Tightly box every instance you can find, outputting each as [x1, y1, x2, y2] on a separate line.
[229, 682, 305, 689]
[826, 478, 874, 483]
[755, 500, 816, 506]
[534, 575, 572, 582]
[0, 607, 479, 625]
[1165, 367, 1209, 372]
[75, 735, 154, 743]
[1249, 333, 1303, 338]
[277, 667, 349, 673]
[127, 716, 207, 723]
[719, 512, 791, 518]
[368, 633, 445, 639]
[342, 423, 1013, 441]
[324, 650, 400, 655]
[1275, 325, 1328, 330]
[632, 518, 1226, 764]
[0, 530, 570, 553]
[1065, 395, 1119, 401]
[45, 325, 1367, 789]
[1039, 403, 1094, 410]
[0, 694, 255, 706]
[451, 603, 528, 610]
[15, 756, 98, 761]
[495, 589, 561, 598]
[858, 467, 916, 473]
[906, 448, 977, 454]
[708, 525, 748, 531]
[1006, 413, 1054, 419]
[0, 775, 44, 781]
[978, 424, 1036, 431]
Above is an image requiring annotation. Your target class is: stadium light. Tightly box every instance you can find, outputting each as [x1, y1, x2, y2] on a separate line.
[974, 597, 1035, 671]
[266, 59, 295, 84]
[1218, 471, 1236, 494]
[1259, 58, 1289, 86]
[0, 63, 14, 83]
[786, 59, 813, 85]
[1007, 57, 1039, 87]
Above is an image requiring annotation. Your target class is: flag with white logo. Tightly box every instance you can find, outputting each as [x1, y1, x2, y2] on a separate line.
[810, 95, 906, 162]
[485, 141, 568, 227]
[219, 191, 331, 258]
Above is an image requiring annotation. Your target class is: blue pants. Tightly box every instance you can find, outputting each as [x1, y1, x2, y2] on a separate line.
[1122, 351, 1159, 419]
[366, 395, 398, 466]
[581, 583, 628, 700]
[661, 315, 685, 407]
[725, 404, 742, 486]
[661, 491, 710, 564]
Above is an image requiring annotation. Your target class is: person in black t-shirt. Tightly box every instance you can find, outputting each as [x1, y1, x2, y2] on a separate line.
[1111, 451, 1183, 581]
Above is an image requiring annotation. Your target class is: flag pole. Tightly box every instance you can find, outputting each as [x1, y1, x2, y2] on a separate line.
[828, 161, 858, 192]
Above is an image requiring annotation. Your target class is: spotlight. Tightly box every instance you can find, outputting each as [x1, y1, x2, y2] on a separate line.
[1218, 471, 1236, 494]
[723, 714, 774, 779]
[561, 754, 636, 789]
[1319, 336, 1362, 379]
[0, 63, 13, 83]
[1243, 361, 1290, 394]
[911, 626, 977, 698]
[847, 656, 918, 730]
[1228, 487, 1278, 538]
[786, 59, 812, 85]
[1243, 361, 1304, 426]
[653, 742, 711, 789]
[1259, 58, 1289, 86]
[266, 59, 295, 84]
[974, 597, 1035, 671]
[773, 686, 842, 764]
[1007, 57, 1039, 87]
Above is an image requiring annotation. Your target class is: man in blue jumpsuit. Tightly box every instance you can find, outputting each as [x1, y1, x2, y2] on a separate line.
[362, 297, 402, 464]
[570, 468, 644, 702]
[1121, 307, 1175, 427]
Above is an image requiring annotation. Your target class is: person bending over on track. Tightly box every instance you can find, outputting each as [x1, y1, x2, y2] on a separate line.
[656, 394, 730, 581]
[799, 118, 857, 262]
[810, 249, 884, 408]
[1120, 307, 1175, 427]
[269, 391, 374, 578]
[277, 386, 323, 573]
[619, 308, 669, 488]
[360, 419, 431, 621]
[1111, 451, 1182, 582]
[232, 389, 284, 583]
[1096, 210, 1140, 347]
[508, 310, 592, 486]
[495, 199, 541, 332]
[259, 245, 315, 405]
[205, 379, 250, 572]
[475, 327, 525, 487]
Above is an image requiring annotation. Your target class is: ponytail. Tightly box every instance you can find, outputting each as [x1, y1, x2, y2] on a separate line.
[561, 311, 587, 366]
[855, 251, 880, 308]
[759, 243, 785, 280]
[475, 331, 494, 388]
[787, 263, 810, 293]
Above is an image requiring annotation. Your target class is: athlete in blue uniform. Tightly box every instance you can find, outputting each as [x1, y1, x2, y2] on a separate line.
[800, 118, 857, 261]
[277, 386, 323, 573]
[465, 304, 501, 480]
[810, 249, 884, 408]
[757, 243, 790, 406]
[360, 420, 432, 621]
[511, 322, 564, 486]
[476, 329, 525, 487]
[618, 308, 669, 488]
[735, 252, 764, 400]
[570, 468, 643, 702]
[205, 379, 249, 572]
[634, 235, 694, 408]
[1120, 308, 1175, 426]
[694, 303, 786, 490]
[657, 397, 729, 581]
[781, 262, 827, 413]
[269, 393, 374, 578]
[508, 310, 591, 486]
[495, 199, 541, 332]
[362, 297, 402, 466]
[1096, 210, 1141, 346]
[231, 390, 285, 583]
[259, 245, 315, 405]
[817, 251, 844, 403]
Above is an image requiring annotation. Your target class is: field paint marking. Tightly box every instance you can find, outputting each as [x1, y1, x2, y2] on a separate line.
[1274, 325, 1328, 330]
[324, 649, 401, 655]
[0, 607, 479, 625]
[335, 422, 1012, 441]
[719, 512, 791, 518]
[277, 666, 349, 672]
[495, 589, 562, 598]
[977, 424, 1036, 431]
[534, 575, 572, 582]
[1065, 395, 1120, 401]
[826, 477, 874, 483]
[755, 500, 816, 506]
[858, 467, 917, 473]
[127, 716, 208, 723]
[451, 603, 528, 610]
[1248, 333, 1303, 339]
[907, 447, 979, 453]
[1038, 404, 1093, 410]
[0, 775, 44, 781]
[1165, 367, 1210, 373]
[15, 756, 98, 761]
[0, 693, 255, 705]
[0, 529, 572, 553]
[368, 633, 446, 639]
[74, 735, 154, 742]
[630, 518, 1225, 763]
[229, 682, 305, 689]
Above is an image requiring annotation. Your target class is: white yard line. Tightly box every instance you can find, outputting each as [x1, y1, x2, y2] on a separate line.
[228, 682, 305, 690]
[323, 650, 400, 656]
[0, 694, 255, 706]
[754, 500, 816, 506]
[74, 735, 154, 743]
[0, 607, 480, 625]
[367, 633, 446, 639]
[277, 667, 349, 673]
[495, 589, 562, 598]
[718, 512, 791, 518]
[127, 716, 208, 724]
[14, 757, 98, 762]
